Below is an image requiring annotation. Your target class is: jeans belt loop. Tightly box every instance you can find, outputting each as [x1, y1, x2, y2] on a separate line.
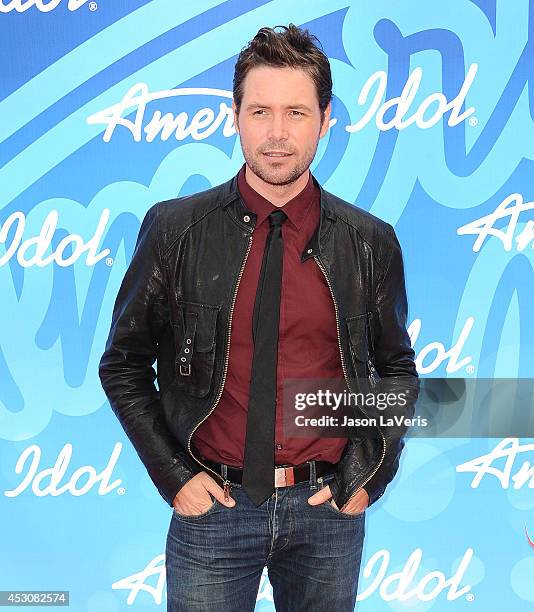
[221, 463, 228, 480]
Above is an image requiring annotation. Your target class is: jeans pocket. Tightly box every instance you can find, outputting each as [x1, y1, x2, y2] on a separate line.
[318, 475, 365, 519]
[172, 493, 219, 520]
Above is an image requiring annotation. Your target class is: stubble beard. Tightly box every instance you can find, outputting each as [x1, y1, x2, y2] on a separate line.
[241, 141, 319, 187]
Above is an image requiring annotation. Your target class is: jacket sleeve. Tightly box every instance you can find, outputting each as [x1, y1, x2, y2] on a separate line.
[363, 223, 420, 506]
[98, 203, 197, 507]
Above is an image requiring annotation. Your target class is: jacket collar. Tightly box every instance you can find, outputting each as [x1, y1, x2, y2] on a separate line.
[220, 168, 336, 262]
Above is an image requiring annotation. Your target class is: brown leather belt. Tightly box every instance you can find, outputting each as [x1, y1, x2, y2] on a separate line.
[201, 458, 337, 487]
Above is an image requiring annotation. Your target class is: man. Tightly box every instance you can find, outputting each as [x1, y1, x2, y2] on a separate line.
[99, 24, 419, 612]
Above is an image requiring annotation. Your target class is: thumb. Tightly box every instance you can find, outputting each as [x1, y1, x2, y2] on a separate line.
[307, 484, 332, 505]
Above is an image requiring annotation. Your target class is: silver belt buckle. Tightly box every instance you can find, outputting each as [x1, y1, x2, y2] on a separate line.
[274, 466, 295, 488]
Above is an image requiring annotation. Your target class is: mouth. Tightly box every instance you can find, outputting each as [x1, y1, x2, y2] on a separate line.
[263, 152, 293, 158]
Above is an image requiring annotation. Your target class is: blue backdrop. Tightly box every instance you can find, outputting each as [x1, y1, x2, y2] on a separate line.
[1, 1, 534, 610]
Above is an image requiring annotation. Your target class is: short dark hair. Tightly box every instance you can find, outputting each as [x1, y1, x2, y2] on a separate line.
[233, 24, 332, 123]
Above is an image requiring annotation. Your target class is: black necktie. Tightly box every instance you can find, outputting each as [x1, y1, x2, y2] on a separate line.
[242, 209, 288, 506]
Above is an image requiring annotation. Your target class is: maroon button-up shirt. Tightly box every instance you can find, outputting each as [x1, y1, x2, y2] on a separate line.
[192, 164, 348, 467]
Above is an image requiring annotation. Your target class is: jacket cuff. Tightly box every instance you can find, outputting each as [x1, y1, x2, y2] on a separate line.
[362, 479, 386, 506]
[154, 451, 199, 506]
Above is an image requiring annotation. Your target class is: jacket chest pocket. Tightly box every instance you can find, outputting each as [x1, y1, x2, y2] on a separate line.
[173, 300, 220, 398]
[345, 312, 379, 388]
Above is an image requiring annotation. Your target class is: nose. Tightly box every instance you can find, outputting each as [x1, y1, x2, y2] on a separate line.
[266, 113, 289, 141]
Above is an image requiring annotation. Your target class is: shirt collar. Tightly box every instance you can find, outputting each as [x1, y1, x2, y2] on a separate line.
[236, 163, 316, 231]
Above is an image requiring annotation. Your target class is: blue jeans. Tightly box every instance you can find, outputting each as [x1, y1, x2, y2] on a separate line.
[165, 471, 366, 611]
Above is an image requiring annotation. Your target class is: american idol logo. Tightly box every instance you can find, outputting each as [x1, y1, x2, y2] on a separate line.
[458, 193, 534, 252]
[0, 0, 90, 12]
[0, 209, 110, 268]
[409, 317, 473, 375]
[356, 547, 473, 602]
[111, 547, 473, 604]
[4, 442, 122, 498]
[86, 63, 477, 143]
[457, 438, 534, 489]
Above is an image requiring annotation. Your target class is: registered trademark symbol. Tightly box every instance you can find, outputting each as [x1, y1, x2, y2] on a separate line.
[466, 592, 475, 601]
[468, 116, 478, 127]
[466, 364, 475, 374]
[89, 1, 97, 10]
[117, 487, 125, 495]
[106, 257, 114, 266]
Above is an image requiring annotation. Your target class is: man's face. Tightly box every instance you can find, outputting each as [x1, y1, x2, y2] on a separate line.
[232, 65, 331, 186]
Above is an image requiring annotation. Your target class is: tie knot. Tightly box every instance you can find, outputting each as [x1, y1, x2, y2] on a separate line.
[268, 209, 287, 228]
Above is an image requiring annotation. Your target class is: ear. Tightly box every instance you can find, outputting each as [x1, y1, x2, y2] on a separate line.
[319, 101, 332, 139]
[232, 100, 240, 135]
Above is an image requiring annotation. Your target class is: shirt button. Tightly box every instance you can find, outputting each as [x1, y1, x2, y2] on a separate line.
[307, 248, 313, 254]
[276, 443, 283, 450]
[244, 215, 250, 222]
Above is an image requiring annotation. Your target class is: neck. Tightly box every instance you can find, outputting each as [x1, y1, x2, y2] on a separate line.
[244, 164, 309, 207]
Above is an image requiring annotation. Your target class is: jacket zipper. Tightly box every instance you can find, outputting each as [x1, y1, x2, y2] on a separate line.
[186, 234, 254, 488]
[314, 256, 386, 508]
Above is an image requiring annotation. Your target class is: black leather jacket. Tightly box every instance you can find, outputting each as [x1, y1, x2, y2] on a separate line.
[98, 170, 420, 511]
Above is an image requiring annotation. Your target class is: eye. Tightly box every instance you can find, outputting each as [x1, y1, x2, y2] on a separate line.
[290, 110, 304, 116]
[253, 109, 266, 115]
